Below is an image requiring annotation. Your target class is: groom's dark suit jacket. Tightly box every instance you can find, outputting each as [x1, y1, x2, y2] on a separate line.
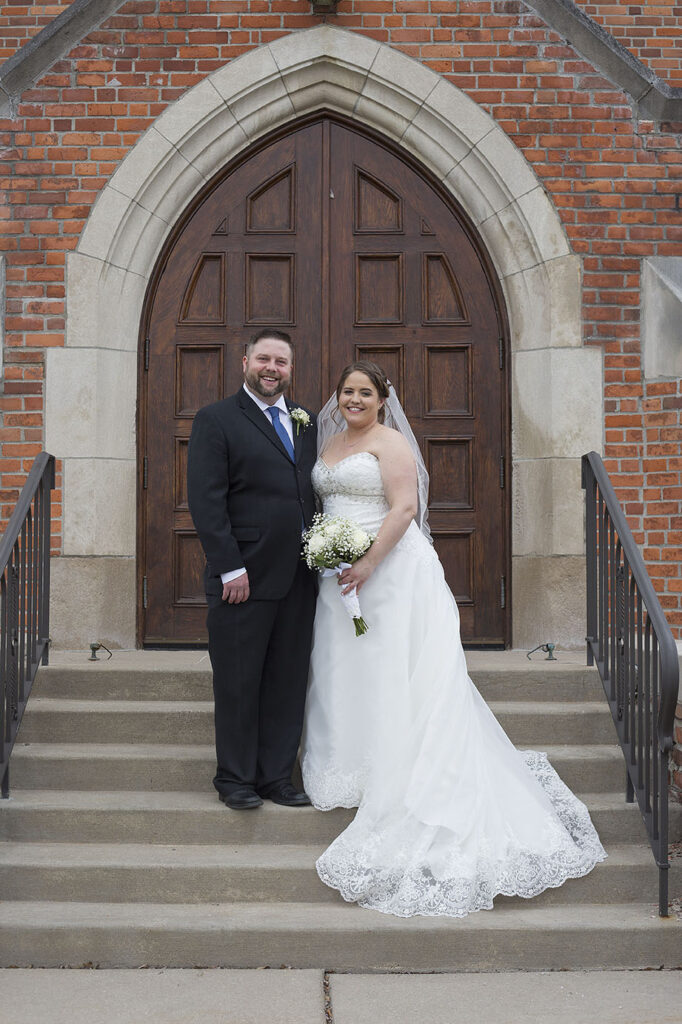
[187, 388, 317, 601]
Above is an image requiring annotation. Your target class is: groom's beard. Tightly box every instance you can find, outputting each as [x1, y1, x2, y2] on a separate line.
[244, 368, 290, 400]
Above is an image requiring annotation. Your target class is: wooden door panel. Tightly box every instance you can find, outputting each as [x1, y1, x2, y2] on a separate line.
[246, 166, 296, 232]
[422, 253, 468, 324]
[425, 437, 473, 510]
[140, 116, 508, 645]
[179, 254, 225, 323]
[245, 253, 296, 324]
[355, 254, 404, 324]
[424, 344, 473, 417]
[175, 345, 224, 417]
[355, 170, 403, 232]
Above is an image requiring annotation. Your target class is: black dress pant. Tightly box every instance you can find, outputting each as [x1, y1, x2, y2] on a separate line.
[206, 560, 316, 796]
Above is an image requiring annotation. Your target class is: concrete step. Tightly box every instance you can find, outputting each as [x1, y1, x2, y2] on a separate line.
[0, 842, 672, 908]
[9, 742, 627, 794]
[17, 699, 617, 746]
[35, 650, 604, 703]
[3, 790, 678, 847]
[0, 900, 679, 970]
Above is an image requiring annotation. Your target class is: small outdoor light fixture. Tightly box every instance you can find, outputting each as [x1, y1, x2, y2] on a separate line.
[311, 0, 339, 12]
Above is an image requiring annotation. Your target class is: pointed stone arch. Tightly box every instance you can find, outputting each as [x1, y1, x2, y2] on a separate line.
[48, 25, 602, 648]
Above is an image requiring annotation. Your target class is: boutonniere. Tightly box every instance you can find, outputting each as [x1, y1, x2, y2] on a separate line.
[290, 407, 311, 435]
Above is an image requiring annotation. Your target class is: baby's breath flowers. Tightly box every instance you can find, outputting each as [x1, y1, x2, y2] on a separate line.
[290, 407, 311, 435]
[302, 513, 374, 635]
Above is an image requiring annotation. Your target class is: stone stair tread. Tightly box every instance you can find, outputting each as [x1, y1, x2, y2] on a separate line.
[12, 743, 215, 758]
[9, 742, 622, 760]
[2, 899, 677, 970]
[0, 841, 656, 867]
[1, 898, 676, 932]
[24, 699, 215, 713]
[22, 698, 610, 715]
[0, 841, 328, 867]
[0, 789, 632, 811]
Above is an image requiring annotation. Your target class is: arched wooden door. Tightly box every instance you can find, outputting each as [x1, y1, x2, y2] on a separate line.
[139, 115, 510, 646]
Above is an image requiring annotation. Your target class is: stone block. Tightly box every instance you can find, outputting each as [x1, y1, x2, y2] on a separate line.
[476, 127, 539, 200]
[66, 253, 147, 352]
[269, 24, 379, 73]
[642, 257, 682, 379]
[401, 118, 461, 185]
[512, 554, 587, 650]
[512, 457, 584, 557]
[517, 186, 571, 263]
[78, 186, 134, 264]
[153, 77, 225, 149]
[49, 555, 136, 650]
[354, 92, 417, 146]
[358, 74, 424, 131]
[504, 255, 582, 353]
[425, 78, 493, 149]
[109, 127, 205, 227]
[512, 347, 603, 460]
[233, 85, 296, 145]
[108, 126, 175, 204]
[369, 44, 439, 105]
[478, 207, 539, 278]
[46, 348, 136, 461]
[210, 45, 282, 109]
[444, 148, 507, 225]
[174, 106, 249, 181]
[78, 185, 169, 280]
[284, 62, 366, 118]
[63, 459, 136, 557]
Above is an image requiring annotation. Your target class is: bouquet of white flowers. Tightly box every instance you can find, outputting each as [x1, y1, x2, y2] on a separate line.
[302, 513, 374, 636]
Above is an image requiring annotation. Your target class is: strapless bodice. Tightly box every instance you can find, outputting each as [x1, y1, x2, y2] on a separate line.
[312, 452, 389, 534]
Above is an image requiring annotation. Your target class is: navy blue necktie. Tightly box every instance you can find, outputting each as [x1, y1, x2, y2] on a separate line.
[268, 406, 295, 462]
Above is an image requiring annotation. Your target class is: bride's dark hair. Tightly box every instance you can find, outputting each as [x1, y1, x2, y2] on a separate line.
[335, 361, 390, 424]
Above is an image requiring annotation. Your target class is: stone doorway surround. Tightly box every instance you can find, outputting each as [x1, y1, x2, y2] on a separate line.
[46, 25, 602, 650]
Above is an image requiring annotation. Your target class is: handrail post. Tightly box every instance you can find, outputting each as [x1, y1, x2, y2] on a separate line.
[582, 455, 597, 666]
[40, 466, 53, 666]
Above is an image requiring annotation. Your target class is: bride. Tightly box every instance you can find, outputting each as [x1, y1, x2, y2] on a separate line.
[301, 360, 606, 918]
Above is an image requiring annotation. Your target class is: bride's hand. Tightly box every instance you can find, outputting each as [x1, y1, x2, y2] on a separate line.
[338, 557, 374, 595]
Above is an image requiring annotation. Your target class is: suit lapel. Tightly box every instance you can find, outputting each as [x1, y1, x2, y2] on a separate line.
[238, 389, 293, 462]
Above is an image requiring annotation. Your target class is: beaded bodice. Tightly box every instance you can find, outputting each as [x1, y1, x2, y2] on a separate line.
[312, 452, 389, 534]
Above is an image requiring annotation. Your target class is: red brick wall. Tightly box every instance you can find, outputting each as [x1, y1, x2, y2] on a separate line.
[0, 1, 74, 64]
[575, 1, 682, 86]
[0, 0, 681, 624]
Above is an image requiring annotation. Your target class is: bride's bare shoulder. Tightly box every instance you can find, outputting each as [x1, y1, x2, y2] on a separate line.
[373, 425, 415, 462]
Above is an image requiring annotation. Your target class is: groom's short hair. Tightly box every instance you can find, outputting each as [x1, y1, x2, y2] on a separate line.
[246, 329, 294, 359]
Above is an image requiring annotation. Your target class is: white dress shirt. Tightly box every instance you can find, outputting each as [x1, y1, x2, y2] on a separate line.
[220, 385, 294, 585]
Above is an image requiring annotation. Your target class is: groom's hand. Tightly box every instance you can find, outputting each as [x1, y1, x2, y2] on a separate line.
[223, 572, 250, 604]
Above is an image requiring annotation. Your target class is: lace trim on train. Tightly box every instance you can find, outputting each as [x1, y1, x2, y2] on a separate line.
[314, 750, 607, 918]
[301, 754, 366, 811]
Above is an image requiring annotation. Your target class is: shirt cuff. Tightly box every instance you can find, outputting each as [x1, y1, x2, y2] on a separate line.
[220, 568, 246, 584]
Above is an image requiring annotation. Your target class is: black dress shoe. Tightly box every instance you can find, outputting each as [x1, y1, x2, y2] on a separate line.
[263, 783, 311, 807]
[219, 788, 263, 810]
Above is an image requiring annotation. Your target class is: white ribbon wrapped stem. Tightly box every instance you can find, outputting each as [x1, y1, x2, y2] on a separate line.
[320, 562, 367, 634]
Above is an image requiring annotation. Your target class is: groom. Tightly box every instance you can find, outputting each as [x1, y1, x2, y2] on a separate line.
[187, 330, 317, 809]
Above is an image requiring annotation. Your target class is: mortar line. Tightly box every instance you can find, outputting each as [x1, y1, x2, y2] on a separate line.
[323, 969, 334, 1024]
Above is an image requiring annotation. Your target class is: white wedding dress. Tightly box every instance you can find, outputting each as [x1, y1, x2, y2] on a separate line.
[301, 451, 606, 918]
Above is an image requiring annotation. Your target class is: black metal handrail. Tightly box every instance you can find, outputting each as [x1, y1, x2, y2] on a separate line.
[0, 451, 55, 797]
[582, 451, 679, 916]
